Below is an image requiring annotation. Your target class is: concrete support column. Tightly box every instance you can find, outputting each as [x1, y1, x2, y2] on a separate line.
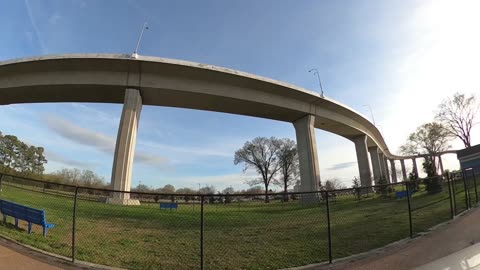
[368, 146, 382, 184]
[412, 158, 418, 178]
[384, 157, 391, 183]
[108, 88, 142, 205]
[439, 155, 445, 176]
[389, 159, 397, 183]
[293, 115, 321, 194]
[352, 135, 372, 187]
[400, 159, 408, 181]
[379, 152, 387, 181]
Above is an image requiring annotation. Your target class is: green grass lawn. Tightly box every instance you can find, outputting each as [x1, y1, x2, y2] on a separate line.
[0, 182, 462, 270]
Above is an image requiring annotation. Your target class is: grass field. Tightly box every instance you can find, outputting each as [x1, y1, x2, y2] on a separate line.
[0, 180, 466, 270]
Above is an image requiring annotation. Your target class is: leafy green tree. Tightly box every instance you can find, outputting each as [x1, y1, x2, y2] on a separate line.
[376, 177, 388, 197]
[399, 122, 451, 176]
[0, 132, 47, 175]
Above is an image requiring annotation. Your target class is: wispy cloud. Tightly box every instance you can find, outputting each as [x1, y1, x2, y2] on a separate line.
[45, 150, 99, 169]
[48, 13, 61, 25]
[24, 0, 46, 53]
[43, 115, 169, 168]
[327, 161, 357, 171]
[70, 104, 120, 125]
[139, 140, 233, 158]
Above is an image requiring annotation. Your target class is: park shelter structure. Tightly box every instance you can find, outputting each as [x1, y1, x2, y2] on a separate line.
[457, 144, 480, 172]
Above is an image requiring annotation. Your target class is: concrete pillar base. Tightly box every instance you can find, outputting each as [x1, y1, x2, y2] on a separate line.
[110, 88, 143, 198]
[353, 135, 373, 187]
[106, 197, 141, 206]
[368, 146, 382, 185]
[293, 114, 321, 193]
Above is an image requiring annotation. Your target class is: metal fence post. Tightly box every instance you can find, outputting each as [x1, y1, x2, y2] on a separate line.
[472, 170, 478, 204]
[452, 173, 457, 215]
[200, 195, 205, 270]
[71, 187, 79, 263]
[325, 191, 332, 264]
[446, 174, 454, 219]
[462, 170, 470, 209]
[405, 182, 413, 238]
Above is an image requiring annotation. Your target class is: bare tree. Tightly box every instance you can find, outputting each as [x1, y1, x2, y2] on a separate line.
[273, 138, 299, 201]
[436, 92, 479, 148]
[234, 137, 281, 203]
[323, 178, 346, 191]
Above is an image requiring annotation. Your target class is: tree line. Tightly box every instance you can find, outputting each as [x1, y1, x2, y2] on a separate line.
[0, 131, 108, 189]
[0, 132, 47, 176]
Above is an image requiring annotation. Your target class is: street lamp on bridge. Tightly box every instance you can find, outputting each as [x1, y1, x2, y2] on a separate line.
[308, 68, 324, 98]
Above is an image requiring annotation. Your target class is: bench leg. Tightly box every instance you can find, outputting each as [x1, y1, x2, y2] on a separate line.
[43, 227, 47, 237]
[2, 214, 6, 224]
[15, 218, 18, 228]
[28, 222, 32, 234]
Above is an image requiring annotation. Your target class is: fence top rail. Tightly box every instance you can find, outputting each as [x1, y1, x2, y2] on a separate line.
[1, 168, 478, 198]
[0, 172, 405, 197]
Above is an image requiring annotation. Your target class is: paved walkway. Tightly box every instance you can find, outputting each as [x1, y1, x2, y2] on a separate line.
[0, 238, 86, 270]
[0, 242, 64, 270]
[297, 207, 480, 270]
[415, 242, 480, 270]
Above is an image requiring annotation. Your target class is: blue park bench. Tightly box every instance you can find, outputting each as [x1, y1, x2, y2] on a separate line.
[0, 199, 55, 237]
[395, 190, 416, 199]
[160, 202, 178, 210]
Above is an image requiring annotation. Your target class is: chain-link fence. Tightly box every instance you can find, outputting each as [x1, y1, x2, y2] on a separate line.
[0, 167, 478, 269]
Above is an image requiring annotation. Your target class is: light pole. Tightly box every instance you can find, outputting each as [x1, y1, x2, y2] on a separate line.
[132, 22, 149, 58]
[308, 68, 324, 98]
[363, 105, 376, 125]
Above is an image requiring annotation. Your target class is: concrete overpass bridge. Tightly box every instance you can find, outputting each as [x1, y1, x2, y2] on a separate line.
[0, 54, 456, 204]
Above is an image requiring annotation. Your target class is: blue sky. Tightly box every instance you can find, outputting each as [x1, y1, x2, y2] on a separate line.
[1, 0, 479, 190]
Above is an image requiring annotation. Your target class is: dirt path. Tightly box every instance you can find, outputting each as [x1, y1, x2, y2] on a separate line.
[294, 207, 480, 270]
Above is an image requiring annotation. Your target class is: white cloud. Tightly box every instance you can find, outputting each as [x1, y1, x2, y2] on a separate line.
[45, 150, 99, 169]
[43, 114, 170, 168]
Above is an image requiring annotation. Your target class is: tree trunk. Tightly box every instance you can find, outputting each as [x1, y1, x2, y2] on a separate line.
[264, 183, 270, 203]
[283, 181, 289, 202]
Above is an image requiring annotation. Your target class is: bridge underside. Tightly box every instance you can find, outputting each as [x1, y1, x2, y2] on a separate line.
[0, 55, 455, 202]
